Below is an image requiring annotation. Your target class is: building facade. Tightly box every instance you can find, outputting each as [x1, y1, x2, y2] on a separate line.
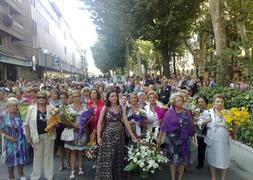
[0, 0, 87, 81]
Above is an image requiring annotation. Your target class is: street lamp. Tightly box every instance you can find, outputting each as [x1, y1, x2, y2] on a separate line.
[43, 49, 48, 79]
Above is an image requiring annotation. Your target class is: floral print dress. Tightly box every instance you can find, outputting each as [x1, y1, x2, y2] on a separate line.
[165, 112, 190, 165]
[95, 106, 128, 180]
[0, 112, 28, 167]
[64, 104, 88, 151]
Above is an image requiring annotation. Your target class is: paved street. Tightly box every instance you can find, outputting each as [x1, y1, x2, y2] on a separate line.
[1, 153, 252, 180]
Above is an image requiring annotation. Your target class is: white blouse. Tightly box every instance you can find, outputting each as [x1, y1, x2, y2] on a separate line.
[144, 104, 159, 128]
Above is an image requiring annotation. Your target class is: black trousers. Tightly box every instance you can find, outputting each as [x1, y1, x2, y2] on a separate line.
[197, 136, 206, 166]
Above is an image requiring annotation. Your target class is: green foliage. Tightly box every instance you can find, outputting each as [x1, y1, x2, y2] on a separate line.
[198, 87, 253, 147]
[237, 116, 253, 147]
[84, 0, 135, 72]
[91, 35, 126, 73]
[197, 87, 253, 109]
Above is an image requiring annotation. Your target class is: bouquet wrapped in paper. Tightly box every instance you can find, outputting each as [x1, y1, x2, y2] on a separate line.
[59, 105, 76, 124]
[77, 108, 95, 139]
[128, 109, 146, 136]
[45, 107, 60, 134]
[124, 127, 168, 178]
[19, 103, 29, 121]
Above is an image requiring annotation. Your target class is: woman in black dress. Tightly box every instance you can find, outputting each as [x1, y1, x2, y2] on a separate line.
[95, 90, 138, 180]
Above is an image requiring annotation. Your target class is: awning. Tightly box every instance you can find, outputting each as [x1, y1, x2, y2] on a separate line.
[0, 53, 32, 67]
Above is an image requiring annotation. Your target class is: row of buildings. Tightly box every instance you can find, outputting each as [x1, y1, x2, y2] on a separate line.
[0, 0, 88, 81]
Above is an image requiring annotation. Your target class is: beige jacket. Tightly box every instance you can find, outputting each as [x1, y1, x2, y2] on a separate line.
[24, 104, 56, 144]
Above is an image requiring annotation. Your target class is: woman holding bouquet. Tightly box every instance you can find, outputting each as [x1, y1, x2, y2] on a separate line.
[157, 93, 194, 180]
[0, 97, 28, 180]
[202, 94, 230, 180]
[64, 91, 88, 179]
[127, 93, 146, 137]
[24, 91, 56, 180]
[95, 90, 138, 180]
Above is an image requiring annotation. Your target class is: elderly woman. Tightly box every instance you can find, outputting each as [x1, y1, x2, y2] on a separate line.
[81, 87, 90, 104]
[0, 97, 28, 180]
[137, 92, 147, 109]
[64, 91, 88, 179]
[201, 94, 230, 180]
[127, 92, 147, 137]
[24, 91, 56, 180]
[157, 93, 194, 180]
[144, 91, 160, 131]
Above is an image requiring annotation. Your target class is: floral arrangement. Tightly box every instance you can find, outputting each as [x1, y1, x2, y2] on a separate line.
[84, 130, 98, 159]
[222, 107, 249, 128]
[45, 107, 60, 134]
[128, 109, 147, 136]
[124, 127, 168, 178]
[127, 109, 146, 123]
[59, 105, 76, 124]
[77, 108, 95, 139]
[221, 107, 249, 139]
[185, 97, 197, 111]
[19, 103, 29, 121]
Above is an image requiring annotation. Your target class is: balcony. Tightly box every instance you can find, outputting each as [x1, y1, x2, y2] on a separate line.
[0, 14, 24, 40]
[5, 0, 22, 15]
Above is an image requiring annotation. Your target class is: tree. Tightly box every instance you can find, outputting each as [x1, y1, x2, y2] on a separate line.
[209, 0, 227, 85]
[133, 0, 203, 77]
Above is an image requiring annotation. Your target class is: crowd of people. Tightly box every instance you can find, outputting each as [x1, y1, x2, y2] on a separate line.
[0, 74, 238, 180]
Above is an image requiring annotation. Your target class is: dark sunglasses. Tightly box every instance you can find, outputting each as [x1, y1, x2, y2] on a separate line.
[37, 96, 46, 99]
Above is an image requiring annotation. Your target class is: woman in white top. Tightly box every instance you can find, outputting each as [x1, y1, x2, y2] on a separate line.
[200, 94, 230, 180]
[144, 91, 160, 130]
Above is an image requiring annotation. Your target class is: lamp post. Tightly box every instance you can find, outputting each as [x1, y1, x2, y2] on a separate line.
[43, 49, 48, 79]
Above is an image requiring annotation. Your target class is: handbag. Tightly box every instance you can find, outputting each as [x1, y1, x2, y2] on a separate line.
[1, 134, 6, 164]
[61, 128, 75, 141]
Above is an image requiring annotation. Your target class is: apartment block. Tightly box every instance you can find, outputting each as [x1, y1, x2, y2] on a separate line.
[0, 0, 87, 81]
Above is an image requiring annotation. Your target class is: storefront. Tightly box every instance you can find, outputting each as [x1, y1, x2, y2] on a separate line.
[0, 53, 34, 81]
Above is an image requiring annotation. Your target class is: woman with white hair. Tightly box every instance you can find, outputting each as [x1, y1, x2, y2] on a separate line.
[0, 97, 28, 180]
[157, 93, 194, 180]
[24, 91, 56, 180]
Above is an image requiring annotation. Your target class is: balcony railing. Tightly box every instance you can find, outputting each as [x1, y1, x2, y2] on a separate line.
[5, 0, 22, 15]
[0, 14, 24, 40]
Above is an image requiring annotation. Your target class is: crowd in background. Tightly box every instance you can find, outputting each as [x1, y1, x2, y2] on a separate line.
[0, 73, 243, 180]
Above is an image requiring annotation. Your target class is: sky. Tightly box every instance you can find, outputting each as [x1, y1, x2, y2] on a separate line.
[52, 0, 101, 75]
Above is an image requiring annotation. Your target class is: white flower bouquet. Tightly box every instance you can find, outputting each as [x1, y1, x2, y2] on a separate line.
[124, 127, 168, 178]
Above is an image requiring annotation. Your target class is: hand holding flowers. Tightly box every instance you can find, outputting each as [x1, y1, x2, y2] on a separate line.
[124, 127, 168, 177]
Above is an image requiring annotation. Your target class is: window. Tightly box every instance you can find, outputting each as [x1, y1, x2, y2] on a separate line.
[32, 20, 37, 35]
[0, 35, 3, 48]
[31, 0, 36, 8]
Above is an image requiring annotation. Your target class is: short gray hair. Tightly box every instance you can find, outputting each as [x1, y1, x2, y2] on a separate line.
[6, 97, 19, 106]
[169, 93, 184, 105]
[137, 92, 146, 97]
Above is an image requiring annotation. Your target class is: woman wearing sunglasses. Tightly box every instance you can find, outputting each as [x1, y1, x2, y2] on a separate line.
[64, 91, 88, 179]
[24, 91, 57, 180]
